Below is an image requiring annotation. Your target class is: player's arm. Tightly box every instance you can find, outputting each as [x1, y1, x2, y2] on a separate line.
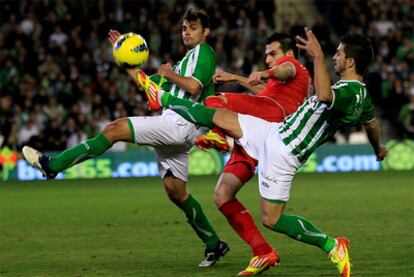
[296, 27, 332, 104]
[158, 63, 202, 95]
[266, 63, 295, 81]
[214, 71, 264, 94]
[363, 119, 388, 161]
[247, 63, 295, 85]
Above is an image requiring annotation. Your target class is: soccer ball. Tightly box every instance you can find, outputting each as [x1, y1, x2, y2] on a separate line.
[113, 32, 149, 68]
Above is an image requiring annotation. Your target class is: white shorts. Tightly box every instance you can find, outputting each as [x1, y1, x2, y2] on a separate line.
[128, 110, 207, 182]
[237, 114, 302, 202]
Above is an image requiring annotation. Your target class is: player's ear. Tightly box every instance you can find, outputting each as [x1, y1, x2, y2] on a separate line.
[203, 28, 210, 38]
[286, 49, 294, 57]
[346, 57, 355, 70]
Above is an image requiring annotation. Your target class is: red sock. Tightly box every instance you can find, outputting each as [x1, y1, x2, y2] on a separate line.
[219, 198, 273, 256]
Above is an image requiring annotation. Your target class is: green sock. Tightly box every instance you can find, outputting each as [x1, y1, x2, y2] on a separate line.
[180, 194, 220, 250]
[273, 213, 336, 254]
[161, 93, 216, 129]
[49, 133, 112, 172]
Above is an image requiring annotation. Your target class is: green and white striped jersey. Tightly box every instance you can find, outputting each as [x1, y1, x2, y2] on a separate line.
[279, 80, 375, 162]
[149, 43, 215, 104]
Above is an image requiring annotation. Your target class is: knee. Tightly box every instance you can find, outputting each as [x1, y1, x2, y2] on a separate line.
[205, 95, 227, 108]
[163, 177, 188, 204]
[214, 183, 236, 208]
[261, 211, 282, 229]
[102, 118, 128, 142]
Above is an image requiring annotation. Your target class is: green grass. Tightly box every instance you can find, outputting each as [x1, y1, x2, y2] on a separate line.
[0, 171, 413, 276]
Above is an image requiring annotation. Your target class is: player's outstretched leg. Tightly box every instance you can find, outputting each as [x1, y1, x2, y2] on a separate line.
[23, 133, 112, 178]
[22, 146, 58, 179]
[329, 237, 351, 277]
[238, 249, 280, 275]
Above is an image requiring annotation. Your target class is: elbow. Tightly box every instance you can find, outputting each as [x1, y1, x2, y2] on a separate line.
[188, 83, 202, 95]
[251, 87, 262, 94]
[317, 93, 332, 103]
[364, 119, 378, 130]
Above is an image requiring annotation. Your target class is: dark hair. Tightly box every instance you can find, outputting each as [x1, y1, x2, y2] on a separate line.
[266, 33, 298, 57]
[183, 9, 210, 29]
[340, 33, 374, 75]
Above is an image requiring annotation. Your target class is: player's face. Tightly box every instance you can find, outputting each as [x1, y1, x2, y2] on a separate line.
[182, 19, 208, 49]
[333, 43, 349, 75]
[265, 41, 285, 68]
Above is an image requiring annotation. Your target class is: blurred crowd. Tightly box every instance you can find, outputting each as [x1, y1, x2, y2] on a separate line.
[315, 0, 414, 141]
[0, 0, 413, 152]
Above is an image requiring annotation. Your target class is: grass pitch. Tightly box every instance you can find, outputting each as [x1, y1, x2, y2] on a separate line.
[1, 171, 413, 276]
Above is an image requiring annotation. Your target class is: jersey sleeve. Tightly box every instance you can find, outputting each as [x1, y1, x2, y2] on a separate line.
[329, 84, 355, 112]
[192, 44, 216, 88]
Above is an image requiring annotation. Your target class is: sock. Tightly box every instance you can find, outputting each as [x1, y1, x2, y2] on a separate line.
[272, 213, 336, 254]
[220, 198, 272, 256]
[160, 91, 170, 106]
[180, 194, 220, 251]
[161, 93, 216, 129]
[49, 133, 112, 172]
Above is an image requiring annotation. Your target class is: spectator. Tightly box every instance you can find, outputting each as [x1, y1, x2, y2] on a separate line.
[17, 118, 39, 147]
[43, 96, 65, 124]
[49, 25, 68, 48]
[42, 119, 65, 151]
[2, 0, 410, 151]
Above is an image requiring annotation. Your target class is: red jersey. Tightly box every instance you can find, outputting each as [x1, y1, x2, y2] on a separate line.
[258, 56, 311, 115]
[206, 56, 312, 183]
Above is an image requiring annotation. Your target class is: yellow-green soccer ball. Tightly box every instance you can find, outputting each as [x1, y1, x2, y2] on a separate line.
[113, 33, 149, 68]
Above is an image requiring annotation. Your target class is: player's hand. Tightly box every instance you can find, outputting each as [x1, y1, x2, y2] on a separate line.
[296, 27, 324, 58]
[248, 71, 266, 85]
[108, 29, 121, 46]
[376, 145, 388, 161]
[213, 71, 234, 83]
[157, 63, 173, 77]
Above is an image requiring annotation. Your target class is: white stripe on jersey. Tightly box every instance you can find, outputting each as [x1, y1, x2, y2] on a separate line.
[171, 47, 197, 99]
[184, 45, 201, 101]
[281, 102, 314, 139]
[295, 120, 328, 158]
[170, 59, 182, 98]
[281, 97, 329, 155]
[189, 44, 200, 76]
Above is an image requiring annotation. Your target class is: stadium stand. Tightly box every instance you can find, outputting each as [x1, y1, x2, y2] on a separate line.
[0, 0, 412, 152]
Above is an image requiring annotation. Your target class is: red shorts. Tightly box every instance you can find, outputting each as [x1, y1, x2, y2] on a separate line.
[205, 93, 297, 183]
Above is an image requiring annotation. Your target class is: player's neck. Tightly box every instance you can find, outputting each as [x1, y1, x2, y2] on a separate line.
[186, 42, 203, 51]
[340, 70, 363, 82]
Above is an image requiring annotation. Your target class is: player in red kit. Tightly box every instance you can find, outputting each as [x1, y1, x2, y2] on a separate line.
[196, 33, 312, 275]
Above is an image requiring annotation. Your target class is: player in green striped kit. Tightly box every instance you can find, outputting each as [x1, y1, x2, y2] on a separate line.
[23, 9, 229, 267]
[137, 28, 388, 276]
